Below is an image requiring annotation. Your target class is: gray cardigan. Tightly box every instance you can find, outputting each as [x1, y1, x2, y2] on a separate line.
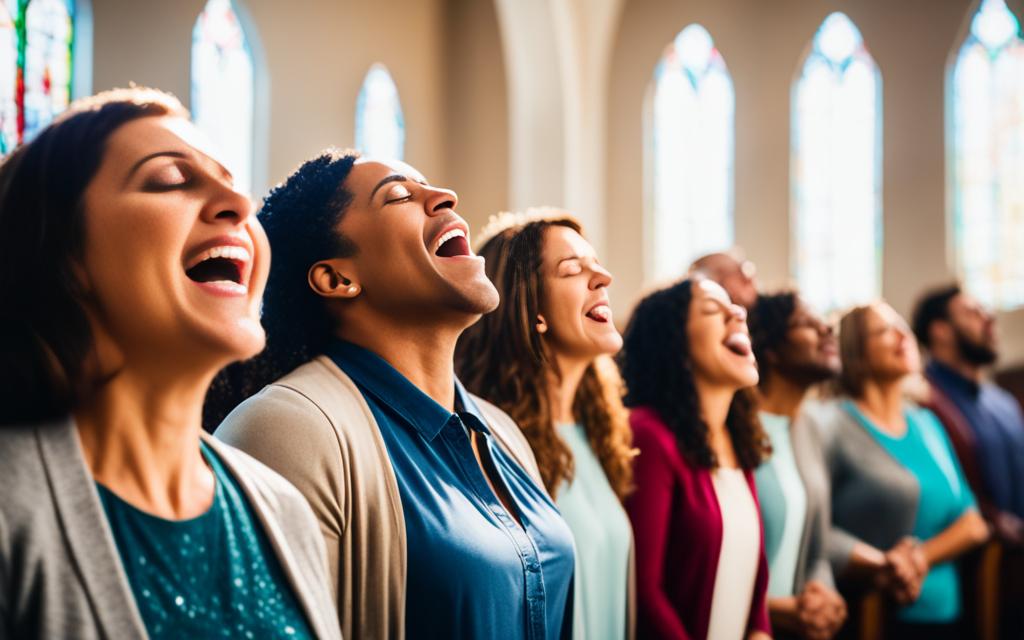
[806, 400, 920, 576]
[0, 418, 342, 640]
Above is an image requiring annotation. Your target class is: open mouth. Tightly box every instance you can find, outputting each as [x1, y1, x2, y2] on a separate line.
[723, 332, 753, 357]
[433, 228, 472, 258]
[185, 245, 249, 290]
[586, 303, 612, 323]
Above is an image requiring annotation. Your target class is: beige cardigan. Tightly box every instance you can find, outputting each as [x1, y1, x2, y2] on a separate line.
[215, 355, 546, 640]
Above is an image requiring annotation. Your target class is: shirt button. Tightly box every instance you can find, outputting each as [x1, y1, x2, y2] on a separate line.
[528, 562, 540, 573]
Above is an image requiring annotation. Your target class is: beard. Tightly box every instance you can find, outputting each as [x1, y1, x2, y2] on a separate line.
[954, 325, 997, 366]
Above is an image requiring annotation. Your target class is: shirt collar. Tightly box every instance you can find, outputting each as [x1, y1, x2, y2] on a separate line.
[927, 359, 981, 397]
[325, 340, 491, 442]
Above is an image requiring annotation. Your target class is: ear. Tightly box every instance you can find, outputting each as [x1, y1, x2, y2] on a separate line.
[535, 314, 548, 334]
[930, 319, 954, 345]
[308, 259, 361, 299]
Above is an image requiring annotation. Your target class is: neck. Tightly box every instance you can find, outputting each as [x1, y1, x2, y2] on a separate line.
[932, 351, 982, 383]
[547, 353, 590, 426]
[857, 377, 905, 427]
[757, 373, 809, 420]
[74, 363, 215, 519]
[695, 377, 734, 436]
[340, 313, 464, 411]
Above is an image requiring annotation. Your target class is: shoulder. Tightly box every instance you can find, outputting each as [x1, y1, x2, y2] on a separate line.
[471, 393, 545, 485]
[216, 355, 374, 446]
[0, 421, 56, 524]
[627, 405, 672, 440]
[206, 435, 313, 514]
[983, 382, 1024, 413]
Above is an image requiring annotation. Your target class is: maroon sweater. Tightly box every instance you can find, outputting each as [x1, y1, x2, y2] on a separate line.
[626, 406, 771, 639]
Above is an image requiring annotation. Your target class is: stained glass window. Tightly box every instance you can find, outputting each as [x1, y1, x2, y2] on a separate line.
[355, 64, 405, 161]
[191, 0, 254, 194]
[950, 0, 1024, 310]
[648, 24, 734, 282]
[0, 1, 18, 153]
[792, 12, 882, 313]
[0, 0, 75, 152]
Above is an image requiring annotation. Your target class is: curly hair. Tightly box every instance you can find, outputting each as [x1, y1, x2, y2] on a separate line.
[456, 213, 635, 500]
[617, 279, 769, 470]
[748, 290, 798, 387]
[204, 149, 360, 429]
[0, 87, 187, 425]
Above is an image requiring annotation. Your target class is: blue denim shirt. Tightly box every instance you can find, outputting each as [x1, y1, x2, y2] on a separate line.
[927, 360, 1024, 519]
[327, 341, 575, 640]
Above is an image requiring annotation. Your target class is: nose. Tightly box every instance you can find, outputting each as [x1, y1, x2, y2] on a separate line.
[424, 185, 458, 217]
[591, 264, 612, 290]
[728, 303, 747, 323]
[202, 178, 255, 227]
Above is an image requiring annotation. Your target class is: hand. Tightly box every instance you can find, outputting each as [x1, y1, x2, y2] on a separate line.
[796, 581, 847, 640]
[878, 541, 924, 605]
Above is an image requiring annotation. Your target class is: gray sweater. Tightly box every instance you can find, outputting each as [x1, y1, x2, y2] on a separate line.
[806, 400, 920, 575]
[0, 418, 342, 640]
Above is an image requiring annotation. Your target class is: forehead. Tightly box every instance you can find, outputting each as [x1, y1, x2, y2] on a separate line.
[543, 224, 590, 256]
[695, 278, 731, 304]
[950, 292, 981, 313]
[350, 159, 426, 188]
[102, 116, 222, 170]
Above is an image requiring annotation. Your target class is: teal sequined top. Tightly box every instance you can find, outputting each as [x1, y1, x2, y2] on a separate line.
[97, 441, 313, 639]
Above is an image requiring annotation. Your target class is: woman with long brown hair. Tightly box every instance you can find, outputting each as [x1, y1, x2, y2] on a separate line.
[457, 209, 636, 640]
[618, 277, 772, 640]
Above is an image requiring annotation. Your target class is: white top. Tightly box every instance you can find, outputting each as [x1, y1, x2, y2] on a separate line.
[761, 413, 808, 597]
[706, 467, 761, 640]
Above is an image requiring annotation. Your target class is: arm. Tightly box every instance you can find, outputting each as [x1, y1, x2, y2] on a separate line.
[920, 510, 989, 568]
[626, 425, 691, 640]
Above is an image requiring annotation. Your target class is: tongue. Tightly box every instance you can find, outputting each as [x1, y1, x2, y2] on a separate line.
[436, 236, 469, 258]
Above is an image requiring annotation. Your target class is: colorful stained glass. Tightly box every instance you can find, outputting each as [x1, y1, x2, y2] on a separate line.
[792, 12, 882, 313]
[355, 64, 405, 161]
[191, 0, 254, 194]
[22, 0, 73, 141]
[648, 24, 734, 282]
[950, 0, 1024, 310]
[0, 0, 18, 153]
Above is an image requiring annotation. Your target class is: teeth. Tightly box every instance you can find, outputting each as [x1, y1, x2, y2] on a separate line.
[588, 304, 611, 321]
[191, 245, 250, 267]
[433, 228, 466, 253]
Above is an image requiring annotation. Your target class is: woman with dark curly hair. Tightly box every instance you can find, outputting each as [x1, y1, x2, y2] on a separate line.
[747, 292, 846, 639]
[457, 208, 636, 640]
[618, 277, 771, 640]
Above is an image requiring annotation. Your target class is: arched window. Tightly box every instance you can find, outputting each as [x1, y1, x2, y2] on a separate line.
[191, 0, 254, 194]
[647, 24, 734, 282]
[792, 12, 881, 312]
[0, 0, 75, 152]
[950, 0, 1024, 310]
[355, 63, 405, 161]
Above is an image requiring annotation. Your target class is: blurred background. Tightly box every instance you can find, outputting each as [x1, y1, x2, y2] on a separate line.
[4, 0, 1023, 391]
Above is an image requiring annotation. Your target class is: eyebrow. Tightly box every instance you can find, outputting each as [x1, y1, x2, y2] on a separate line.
[125, 150, 189, 184]
[369, 173, 432, 204]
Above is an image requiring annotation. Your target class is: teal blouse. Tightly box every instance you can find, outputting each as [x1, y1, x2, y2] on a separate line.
[842, 401, 977, 623]
[97, 441, 312, 639]
[556, 423, 632, 640]
[755, 412, 808, 597]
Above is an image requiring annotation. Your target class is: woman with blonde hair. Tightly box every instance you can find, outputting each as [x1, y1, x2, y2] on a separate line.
[457, 209, 636, 640]
[817, 301, 988, 639]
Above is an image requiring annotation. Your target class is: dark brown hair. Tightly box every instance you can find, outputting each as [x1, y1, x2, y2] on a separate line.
[456, 213, 635, 500]
[617, 279, 769, 470]
[0, 87, 187, 425]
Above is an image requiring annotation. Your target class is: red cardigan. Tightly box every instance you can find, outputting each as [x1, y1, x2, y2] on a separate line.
[626, 406, 771, 639]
